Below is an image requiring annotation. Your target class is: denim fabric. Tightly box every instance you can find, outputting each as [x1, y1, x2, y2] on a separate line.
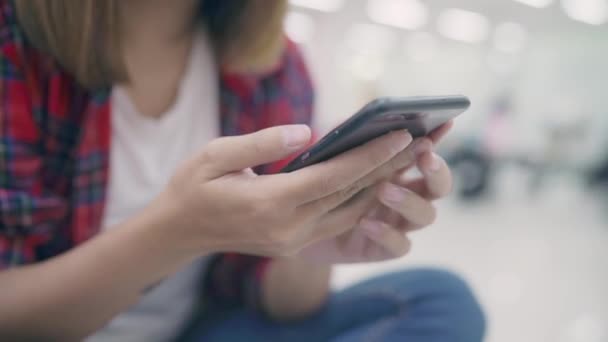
[186, 268, 486, 342]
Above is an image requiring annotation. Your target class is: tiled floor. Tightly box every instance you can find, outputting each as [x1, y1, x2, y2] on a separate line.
[332, 168, 608, 342]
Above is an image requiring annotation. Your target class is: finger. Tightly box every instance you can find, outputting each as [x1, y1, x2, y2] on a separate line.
[272, 130, 413, 204]
[365, 203, 402, 229]
[418, 152, 453, 199]
[385, 122, 451, 186]
[390, 137, 433, 182]
[376, 182, 437, 227]
[367, 204, 412, 232]
[363, 203, 420, 234]
[359, 219, 411, 258]
[299, 138, 429, 216]
[339, 229, 369, 259]
[200, 125, 311, 177]
[308, 188, 377, 243]
[394, 152, 453, 200]
[428, 120, 454, 145]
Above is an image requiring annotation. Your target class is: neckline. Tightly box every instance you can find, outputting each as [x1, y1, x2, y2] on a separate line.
[111, 27, 209, 127]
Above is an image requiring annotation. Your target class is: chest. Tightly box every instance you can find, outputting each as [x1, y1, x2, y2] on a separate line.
[62, 76, 273, 243]
[37, 51, 311, 248]
[102, 65, 219, 228]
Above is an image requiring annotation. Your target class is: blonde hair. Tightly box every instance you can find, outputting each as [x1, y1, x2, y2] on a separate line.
[15, 0, 287, 89]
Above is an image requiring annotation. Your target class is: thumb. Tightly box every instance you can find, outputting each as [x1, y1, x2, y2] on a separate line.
[201, 125, 311, 177]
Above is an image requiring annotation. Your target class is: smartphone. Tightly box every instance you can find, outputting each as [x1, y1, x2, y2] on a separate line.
[281, 95, 470, 173]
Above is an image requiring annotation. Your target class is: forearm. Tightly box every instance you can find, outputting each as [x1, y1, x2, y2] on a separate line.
[261, 258, 332, 321]
[0, 202, 198, 341]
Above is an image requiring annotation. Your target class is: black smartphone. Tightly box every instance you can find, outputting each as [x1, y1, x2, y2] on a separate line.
[281, 95, 470, 173]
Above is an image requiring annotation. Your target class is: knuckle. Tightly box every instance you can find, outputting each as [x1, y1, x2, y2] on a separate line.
[338, 180, 366, 202]
[250, 137, 267, 156]
[367, 147, 392, 167]
[429, 171, 453, 199]
[269, 186, 292, 204]
[274, 244, 301, 257]
[200, 138, 224, 162]
[398, 238, 412, 256]
[318, 173, 342, 194]
[391, 149, 415, 170]
[267, 229, 299, 254]
[198, 149, 213, 165]
[436, 185, 452, 199]
[385, 157, 401, 175]
[250, 200, 281, 223]
[372, 223, 389, 240]
[402, 201, 437, 227]
[425, 205, 438, 225]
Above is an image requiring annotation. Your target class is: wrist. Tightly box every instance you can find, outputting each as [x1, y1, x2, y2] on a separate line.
[119, 201, 199, 279]
[139, 192, 217, 259]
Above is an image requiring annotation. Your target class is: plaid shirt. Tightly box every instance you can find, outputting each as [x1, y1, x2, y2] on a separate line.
[0, 0, 313, 309]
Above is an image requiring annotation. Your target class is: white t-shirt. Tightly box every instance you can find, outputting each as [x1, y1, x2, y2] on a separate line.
[87, 28, 218, 342]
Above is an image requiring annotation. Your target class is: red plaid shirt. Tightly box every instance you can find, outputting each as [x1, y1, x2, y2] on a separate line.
[0, 0, 313, 309]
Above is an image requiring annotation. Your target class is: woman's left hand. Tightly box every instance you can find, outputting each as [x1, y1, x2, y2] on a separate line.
[298, 124, 453, 264]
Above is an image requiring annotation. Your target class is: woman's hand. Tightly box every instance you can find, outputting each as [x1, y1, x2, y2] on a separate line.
[260, 123, 454, 320]
[150, 124, 420, 259]
[297, 123, 454, 264]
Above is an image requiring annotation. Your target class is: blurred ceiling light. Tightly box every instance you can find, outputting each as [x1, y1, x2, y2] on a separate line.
[284, 12, 315, 44]
[493, 22, 528, 53]
[346, 23, 397, 56]
[561, 0, 608, 25]
[347, 53, 386, 81]
[405, 32, 438, 62]
[437, 8, 490, 43]
[512, 0, 554, 8]
[289, 0, 344, 12]
[367, 0, 429, 30]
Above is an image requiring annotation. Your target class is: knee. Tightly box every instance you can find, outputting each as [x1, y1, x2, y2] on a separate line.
[393, 268, 487, 342]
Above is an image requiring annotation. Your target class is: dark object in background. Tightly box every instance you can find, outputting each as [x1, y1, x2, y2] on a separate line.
[445, 145, 493, 200]
[588, 156, 608, 189]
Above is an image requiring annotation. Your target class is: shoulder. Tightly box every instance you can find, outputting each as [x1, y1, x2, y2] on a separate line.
[219, 39, 315, 134]
[0, 0, 98, 132]
[261, 39, 315, 124]
[257, 40, 315, 125]
[1, 0, 47, 82]
[220, 39, 314, 96]
[0, 0, 87, 96]
[263, 39, 314, 96]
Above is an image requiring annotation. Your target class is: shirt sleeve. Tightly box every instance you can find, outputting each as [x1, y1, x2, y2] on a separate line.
[203, 40, 315, 311]
[0, 55, 69, 268]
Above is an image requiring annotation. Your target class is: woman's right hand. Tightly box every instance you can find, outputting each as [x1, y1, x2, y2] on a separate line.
[151, 125, 418, 258]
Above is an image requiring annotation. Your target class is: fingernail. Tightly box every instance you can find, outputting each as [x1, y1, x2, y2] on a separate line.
[414, 139, 431, 156]
[428, 153, 442, 172]
[360, 219, 383, 236]
[284, 125, 311, 148]
[381, 184, 405, 203]
[390, 131, 413, 154]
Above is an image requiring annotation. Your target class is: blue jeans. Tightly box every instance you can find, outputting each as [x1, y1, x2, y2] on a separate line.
[186, 268, 486, 342]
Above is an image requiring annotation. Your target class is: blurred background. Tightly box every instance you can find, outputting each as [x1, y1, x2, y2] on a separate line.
[284, 0, 608, 341]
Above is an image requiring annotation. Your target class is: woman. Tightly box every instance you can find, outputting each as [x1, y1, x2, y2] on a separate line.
[0, 0, 485, 341]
